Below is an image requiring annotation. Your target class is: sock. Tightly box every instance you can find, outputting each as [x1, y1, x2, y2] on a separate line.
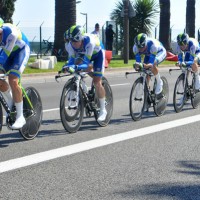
[99, 98, 106, 112]
[155, 73, 162, 85]
[2, 88, 13, 109]
[15, 101, 24, 119]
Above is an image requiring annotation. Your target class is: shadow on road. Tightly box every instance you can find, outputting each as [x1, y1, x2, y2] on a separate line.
[113, 160, 200, 200]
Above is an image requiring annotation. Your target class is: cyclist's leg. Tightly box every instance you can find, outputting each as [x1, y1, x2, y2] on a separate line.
[0, 62, 13, 109]
[151, 49, 166, 94]
[92, 49, 107, 121]
[9, 45, 30, 129]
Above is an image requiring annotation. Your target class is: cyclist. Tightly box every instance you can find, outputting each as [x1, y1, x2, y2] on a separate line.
[63, 25, 107, 121]
[0, 18, 30, 129]
[176, 33, 200, 90]
[133, 33, 166, 95]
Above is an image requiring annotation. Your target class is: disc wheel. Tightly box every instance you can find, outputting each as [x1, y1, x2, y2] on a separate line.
[153, 76, 169, 116]
[19, 87, 43, 140]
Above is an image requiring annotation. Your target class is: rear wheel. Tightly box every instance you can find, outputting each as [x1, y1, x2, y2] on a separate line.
[19, 87, 43, 140]
[129, 77, 146, 121]
[153, 76, 169, 116]
[94, 77, 113, 127]
[191, 76, 200, 109]
[173, 73, 186, 113]
[60, 81, 84, 133]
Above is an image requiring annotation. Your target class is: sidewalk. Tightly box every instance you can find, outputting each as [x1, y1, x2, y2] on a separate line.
[21, 65, 173, 84]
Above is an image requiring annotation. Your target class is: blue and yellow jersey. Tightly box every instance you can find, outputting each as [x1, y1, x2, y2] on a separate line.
[66, 33, 104, 65]
[133, 38, 165, 64]
[176, 37, 200, 62]
[0, 23, 29, 65]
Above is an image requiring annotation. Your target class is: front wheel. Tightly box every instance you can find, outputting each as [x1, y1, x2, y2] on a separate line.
[60, 81, 84, 133]
[0, 103, 3, 132]
[153, 76, 169, 116]
[94, 77, 113, 127]
[19, 87, 43, 140]
[173, 73, 186, 113]
[129, 77, 146, 121]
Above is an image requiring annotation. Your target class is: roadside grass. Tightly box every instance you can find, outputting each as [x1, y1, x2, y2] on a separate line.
[25, 57, 176, 74]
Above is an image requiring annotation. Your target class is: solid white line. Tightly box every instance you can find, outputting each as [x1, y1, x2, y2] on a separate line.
[0, 114, 200, 173]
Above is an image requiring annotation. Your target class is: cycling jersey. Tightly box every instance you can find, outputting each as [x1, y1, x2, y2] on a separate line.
[0, 23, 30, 77]
[133, 38, 166, 65]
[176, 38, 200, 64]
[66, 33, 105, 77]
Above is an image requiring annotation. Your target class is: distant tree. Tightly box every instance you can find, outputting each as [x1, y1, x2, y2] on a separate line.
[186, 0, 195, 37]
[159, 0, 170, 50]
[0, 0, 16, 23]
[111, 0, 159, 58]
[54, 0, 76, 56]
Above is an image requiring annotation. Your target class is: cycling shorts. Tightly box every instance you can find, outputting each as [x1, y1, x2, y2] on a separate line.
[91, 49, 105, 77]
[1, 44, 30, 78]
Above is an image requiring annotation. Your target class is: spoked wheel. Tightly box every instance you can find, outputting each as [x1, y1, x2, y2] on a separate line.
[191, 77, 200, 109]
[19, 87, 43, 140]
[60, 81, 84, 133]
[173, 73, 186, 113]
[129, 77, 146, 121]
[94, 77, 113, 127]
[153, 76, 169, 116]
[0, 103, 3, 132]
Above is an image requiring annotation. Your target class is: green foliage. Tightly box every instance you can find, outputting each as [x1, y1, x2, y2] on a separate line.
[111, 0, 159, 58]
[0, 0, 16, 23]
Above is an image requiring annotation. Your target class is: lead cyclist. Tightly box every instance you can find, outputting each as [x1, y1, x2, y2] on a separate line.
[0, 18, 30, 129]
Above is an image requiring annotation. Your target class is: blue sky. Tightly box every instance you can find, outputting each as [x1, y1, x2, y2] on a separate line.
[12, 0, 200, 41]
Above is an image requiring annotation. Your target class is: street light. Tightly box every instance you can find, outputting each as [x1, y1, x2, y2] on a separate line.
[76, 1, 81, 3]
[80, 12, 87, 32]
[155, 24, 159, 39]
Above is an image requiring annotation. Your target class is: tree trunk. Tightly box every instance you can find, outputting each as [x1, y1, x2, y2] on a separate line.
[186, 0, 195, 37]
[54, 0, 76, 54]
[159, 0, 170, 50]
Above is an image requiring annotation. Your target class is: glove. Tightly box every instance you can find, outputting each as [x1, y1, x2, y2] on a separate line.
[133, 62, 143, 71]
[181, 62, 186, 68]
[62, 65, 76, 73]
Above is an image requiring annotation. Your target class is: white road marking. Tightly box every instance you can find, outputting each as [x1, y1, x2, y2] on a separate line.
[0, 114, 200, 173]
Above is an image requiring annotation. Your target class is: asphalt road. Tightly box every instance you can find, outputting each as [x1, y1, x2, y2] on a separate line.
[1, 67, 200, 200]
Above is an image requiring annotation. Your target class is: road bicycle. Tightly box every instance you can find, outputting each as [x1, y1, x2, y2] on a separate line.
[0, 74, 43, 140]
[126, 66, 169, 121]
[169, 64, 200, 113]
[55, 67, 113, 133]
[37, 39, 67, 61]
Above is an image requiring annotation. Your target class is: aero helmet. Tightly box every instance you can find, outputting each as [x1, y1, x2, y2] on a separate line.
[66, 25, 84, 42]
[134, 33, 147, 48]
[177, 33, 189, 46]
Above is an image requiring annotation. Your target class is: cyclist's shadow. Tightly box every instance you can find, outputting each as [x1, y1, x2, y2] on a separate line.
[0, 130, 25, 148]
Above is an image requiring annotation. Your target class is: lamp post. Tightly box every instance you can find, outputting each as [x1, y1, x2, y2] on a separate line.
[80, 12, 87, 32]
[155, 24, 159, 39]
[170, 24, 174, 44]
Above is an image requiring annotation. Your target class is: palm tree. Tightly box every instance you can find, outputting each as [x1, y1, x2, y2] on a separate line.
[0, 0, 16, 23]
[54, 0, 76, 57]
[186, 0, 195, 37]
[111, 0, 159, 58]
[159, 0, 170, 50]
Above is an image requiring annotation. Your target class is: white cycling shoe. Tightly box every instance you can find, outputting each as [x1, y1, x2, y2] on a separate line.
[11, 116, 26, 130]
[97, 109, 107, 121]
[155, 80, 163, 95]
